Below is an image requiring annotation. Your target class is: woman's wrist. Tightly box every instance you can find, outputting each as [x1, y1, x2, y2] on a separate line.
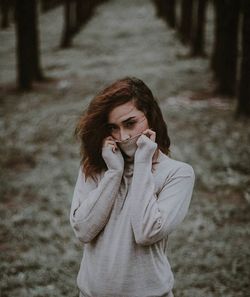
[134, 134, 157, 163]
[102, 146, 124, 172]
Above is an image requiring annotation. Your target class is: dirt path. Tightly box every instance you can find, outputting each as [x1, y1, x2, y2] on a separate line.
[0, 1, 249, 297]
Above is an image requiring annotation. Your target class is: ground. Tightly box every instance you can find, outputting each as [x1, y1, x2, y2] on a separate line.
[0, 0, 250, 297]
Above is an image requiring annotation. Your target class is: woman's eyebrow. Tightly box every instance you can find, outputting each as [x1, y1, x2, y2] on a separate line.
[106, 123, 116, 127]
[108, 116, 136, 126]
[122, 116, 136, 123]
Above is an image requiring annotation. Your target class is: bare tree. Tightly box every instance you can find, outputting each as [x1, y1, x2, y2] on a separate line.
[74, 0, 93, 34]
[61, 0, 74, 48]
[75, 0, 85, 33]
[211, 0, 240, 96]
[152, 0, 168, 20]
[41, 0, 62, 12]
[1, 0, 10, 28]
[165, 0, 176, 28]
[60, 0, 102, 48]
[30, 0, 43, 80]
[237, 0, 250, 117]
[179, 0, 194, 44]
[15, 0, 43, 89]
[191, 0, 208, 56]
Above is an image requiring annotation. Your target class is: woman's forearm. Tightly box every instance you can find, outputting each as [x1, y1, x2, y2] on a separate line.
[130, 161, 195, 246]
[70, 168, 123, 243]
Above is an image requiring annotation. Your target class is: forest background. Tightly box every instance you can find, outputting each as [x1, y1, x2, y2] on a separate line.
[0, 1, 249, 297]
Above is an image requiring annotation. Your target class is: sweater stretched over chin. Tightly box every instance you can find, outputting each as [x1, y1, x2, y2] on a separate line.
[69, 148, 195, 297]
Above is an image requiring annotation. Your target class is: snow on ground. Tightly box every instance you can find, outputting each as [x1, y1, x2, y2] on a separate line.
[0, 0, 249, 296]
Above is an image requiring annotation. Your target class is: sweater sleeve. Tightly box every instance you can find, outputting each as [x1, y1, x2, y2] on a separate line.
[69, 166, 123, 243]
[130, 160, 195, 246]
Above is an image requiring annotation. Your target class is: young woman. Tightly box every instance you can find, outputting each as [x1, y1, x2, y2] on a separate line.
[70, 77, 195, 297]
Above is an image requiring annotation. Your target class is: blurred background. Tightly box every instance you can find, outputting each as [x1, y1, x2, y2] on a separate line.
[0, 0, 249, 296]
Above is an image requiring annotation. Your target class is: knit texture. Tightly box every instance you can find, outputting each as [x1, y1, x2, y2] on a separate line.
[70, 139, 195, 297]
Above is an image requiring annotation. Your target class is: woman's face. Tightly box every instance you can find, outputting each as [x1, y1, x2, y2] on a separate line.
[107, 101, 149, 141]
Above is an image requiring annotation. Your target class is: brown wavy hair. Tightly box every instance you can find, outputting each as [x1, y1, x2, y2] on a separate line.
[75, 77, 171, 180]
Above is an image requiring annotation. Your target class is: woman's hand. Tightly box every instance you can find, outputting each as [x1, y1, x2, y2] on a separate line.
[135, 129, 158, 162]
[141, 129, 156, 142]
[103, 136, 118, 153]
[102, 136, 124, 172]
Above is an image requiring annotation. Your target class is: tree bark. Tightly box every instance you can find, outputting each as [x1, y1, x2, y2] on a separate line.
[191, 0, 207, 56]
[211, 0, 240, 96]
[29, 0, 43, 80]
[74, 0, 92, 33]
[166, 0, 176, 28]
[15, 0, 43, 90]
[61, 0, 73, 48]
[41, 0, 62, 12]
[15, 0, 33, 89]
[60, 0, 106, 48]
[179, 0, 194, 44]
[82, 0, 93, 24]
[1, 0, 9, 28]
[237, 0, 250, 117]
[75, 0, 84, 32]
[152, 0, 165, 18]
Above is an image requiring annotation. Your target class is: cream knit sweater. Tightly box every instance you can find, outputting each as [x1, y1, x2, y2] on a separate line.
[70, 135, 195, 297]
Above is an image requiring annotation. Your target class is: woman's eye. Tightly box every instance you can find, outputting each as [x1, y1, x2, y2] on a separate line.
[108, 126, 118, 132]
[125, 121, 136, 128]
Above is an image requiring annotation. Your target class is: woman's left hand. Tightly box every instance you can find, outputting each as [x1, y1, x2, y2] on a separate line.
[135, 129, 157, 162]
[141, 129, 156, 142]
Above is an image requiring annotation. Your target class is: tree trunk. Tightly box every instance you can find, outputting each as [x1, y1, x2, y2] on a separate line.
[211, 0, 240, 96]
[29, 0, 43, 80]
[15, 0, 33, 89]
[75, 0, 84, 32]
[41, 0, 62, 12]
[1, 0, 9, 28]
[73, 0, 92, 34]
[70, 0, 77, 34]
[152, 0, 165, 18]
[166, 0, 176, 28]
[41, 0, 50, 12]
[61, 0, 72, 48]
[191, 0, 207, 56]
[15, 0, 43, 90]
[179, 0, 194, 44]
[237, 0, 250, 117]
[152, 0, 176, 28]
[82, 0, 93, 23]
[60, 0, 103, 48]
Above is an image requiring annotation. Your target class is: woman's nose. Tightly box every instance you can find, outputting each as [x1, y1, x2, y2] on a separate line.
[120, 129, 130, 141]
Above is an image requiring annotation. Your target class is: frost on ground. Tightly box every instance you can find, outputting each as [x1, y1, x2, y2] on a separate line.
[0, 0, 250, 297]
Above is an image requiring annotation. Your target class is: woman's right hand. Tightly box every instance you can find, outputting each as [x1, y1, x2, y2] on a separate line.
[102, 136, 124, 172]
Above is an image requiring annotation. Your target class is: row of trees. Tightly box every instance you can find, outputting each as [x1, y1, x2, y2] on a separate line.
[0, 0, 61, 29]
[60, 0, 100, 48]
[153, 0, 250, 117]
[1, 0, 249, 117]
[0, 0, 107, 90]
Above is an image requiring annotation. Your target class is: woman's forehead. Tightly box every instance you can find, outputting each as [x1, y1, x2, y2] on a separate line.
[108, 101, 144, 124]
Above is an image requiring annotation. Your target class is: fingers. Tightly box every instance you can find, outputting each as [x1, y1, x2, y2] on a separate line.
[103, 136, 115, 146]
[142, 129, 156, 142]
[103, 136, 118, 153]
